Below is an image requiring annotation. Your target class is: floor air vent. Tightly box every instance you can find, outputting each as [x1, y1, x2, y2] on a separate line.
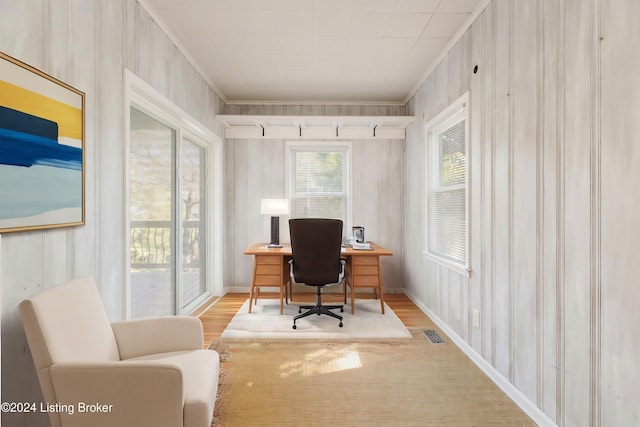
[422, 329, 446, 344]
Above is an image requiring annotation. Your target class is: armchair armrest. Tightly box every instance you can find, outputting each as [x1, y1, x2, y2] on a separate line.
[50, 361, 184, 427]
[112, 316, 204, 360]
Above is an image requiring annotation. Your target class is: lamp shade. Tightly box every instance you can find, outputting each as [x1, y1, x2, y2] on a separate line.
[260, 199, 289, 215]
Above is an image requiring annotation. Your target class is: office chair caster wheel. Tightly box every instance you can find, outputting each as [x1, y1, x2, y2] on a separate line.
[340, 307, 344, 312]
[339, 322, 343, 327]
[298, 308, 302, 313]
[292, 324, 297, 329]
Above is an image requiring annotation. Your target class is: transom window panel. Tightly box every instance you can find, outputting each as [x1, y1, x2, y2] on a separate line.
[425, 93, 469, 273]
[291, 147, 348, 221]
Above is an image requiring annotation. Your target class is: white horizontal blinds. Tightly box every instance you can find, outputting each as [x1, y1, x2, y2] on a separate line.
[293, 149, 346, 220]
[429, 117, 466, 264]
[439, 120, 466, 187]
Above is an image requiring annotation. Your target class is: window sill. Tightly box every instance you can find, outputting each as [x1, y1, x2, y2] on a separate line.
[422, 252, 471, 278]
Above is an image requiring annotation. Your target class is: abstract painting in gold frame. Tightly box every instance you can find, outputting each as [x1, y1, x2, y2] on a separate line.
[0, 51, 85, 233]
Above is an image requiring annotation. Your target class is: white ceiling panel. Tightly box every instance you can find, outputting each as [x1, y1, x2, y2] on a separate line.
[379, 37, 418, 55]
[395, 0, 440, 13]
[348, 13, 392, 37]
[385, 13, 430, 38]
[314, 12, 352, 36]
[143, 0, 486, 103]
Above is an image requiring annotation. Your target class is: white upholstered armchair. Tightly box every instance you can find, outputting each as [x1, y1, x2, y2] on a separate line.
[19, 276, 219, 427]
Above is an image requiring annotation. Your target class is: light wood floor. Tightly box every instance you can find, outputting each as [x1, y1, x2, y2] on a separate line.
[198, 292, 434, 346]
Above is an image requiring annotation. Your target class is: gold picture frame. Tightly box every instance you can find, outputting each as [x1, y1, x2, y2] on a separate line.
[0, 51, 85, 233]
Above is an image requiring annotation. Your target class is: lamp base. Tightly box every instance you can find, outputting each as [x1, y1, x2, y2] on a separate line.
[269, 216, 281, 247]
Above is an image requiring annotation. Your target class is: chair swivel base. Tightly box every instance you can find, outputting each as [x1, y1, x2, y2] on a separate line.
[293, 305, 344, 329]
[292, 286, 344, 329]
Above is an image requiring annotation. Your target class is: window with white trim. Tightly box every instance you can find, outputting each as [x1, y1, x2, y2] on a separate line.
[290, 145, 348, 222]
[426, 93, 469, 272]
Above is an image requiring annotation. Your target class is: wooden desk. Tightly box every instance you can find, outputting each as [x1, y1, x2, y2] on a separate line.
[342, 242, 393, 314]
[244, 243, 292, 314]
[244, 242, 393, 315]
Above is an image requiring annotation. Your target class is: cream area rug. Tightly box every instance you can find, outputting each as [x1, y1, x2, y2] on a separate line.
[220, 298, 412, 339]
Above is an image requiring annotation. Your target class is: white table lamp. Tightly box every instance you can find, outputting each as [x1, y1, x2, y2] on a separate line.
[260, 199, 289, 248]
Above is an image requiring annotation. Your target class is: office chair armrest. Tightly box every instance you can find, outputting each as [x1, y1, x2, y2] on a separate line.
[288, 259, 295, 284]
[338, 258, 346, 283]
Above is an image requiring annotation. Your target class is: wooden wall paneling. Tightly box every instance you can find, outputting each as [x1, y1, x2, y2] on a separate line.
[431, 58, 450, 122]
[1, 233, 48, 426]
[492, 0, 512, 380]
[511, 0, 541, 403]
[447, 36, 464, 104]
[359, 140, 379, 245]
[482, 2, 496, 364]
[135, 2, 153, 91]
[386, 140, 404, 289]
[350, 141, 365, 231]
[541, 0, 560, 420]
[96, 0, 126, 319]
[260, 140, 287, 243]
[403, 110, 425, 301]
[248, 139, 264, 249]
[233, 140, 251, 287]
[375, 140, 389, 245]
[562, 0, 595, 425]
[469, 13, 485, 354]
[393, 139, 405, 287]
[167, 45, 184, 112]
[223, 141, 236, 290]
[0, 0, 44, 66]
[71, 0, 99, 280]
[124, 0, 138, 73]
[599, 1, 640, 426]
[45, 0, 70, 80]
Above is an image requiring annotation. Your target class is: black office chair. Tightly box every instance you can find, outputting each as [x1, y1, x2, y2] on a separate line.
[288, 218, 345, 329]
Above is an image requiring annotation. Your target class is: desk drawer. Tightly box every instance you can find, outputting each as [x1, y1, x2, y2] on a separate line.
[256, 265, 281, 275]
[352, 275, 380, 287]
[255, 275, 281, 286]
[352, 256, 378, 266]
[352, 265, 378, 275]
[256, 255, 281, 265]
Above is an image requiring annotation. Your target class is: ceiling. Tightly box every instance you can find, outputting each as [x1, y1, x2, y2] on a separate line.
[143, 0, 486, 105]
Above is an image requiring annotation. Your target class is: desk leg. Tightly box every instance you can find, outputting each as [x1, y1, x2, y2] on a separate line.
[279, 259, 284, 315]
[248, 258, 257, 313]
[351, 279, 356, 315]
[378, 259, 385, 314]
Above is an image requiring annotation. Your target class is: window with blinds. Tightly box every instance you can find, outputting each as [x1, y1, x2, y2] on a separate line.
[291, 147, 347, 221]
[426, 93, 469, 272]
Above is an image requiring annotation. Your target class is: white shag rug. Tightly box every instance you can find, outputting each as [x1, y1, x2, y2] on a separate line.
[221, 298, 412, 339]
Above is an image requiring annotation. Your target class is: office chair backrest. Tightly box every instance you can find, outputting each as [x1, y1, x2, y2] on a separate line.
[289, 218, 343, 285]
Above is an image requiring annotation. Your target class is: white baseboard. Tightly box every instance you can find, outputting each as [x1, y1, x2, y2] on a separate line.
[404, 290, 558, 427]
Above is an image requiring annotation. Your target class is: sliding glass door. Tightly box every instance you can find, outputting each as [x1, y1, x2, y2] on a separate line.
[129, 107, 208, 318]
[179, 138, 206, 309]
